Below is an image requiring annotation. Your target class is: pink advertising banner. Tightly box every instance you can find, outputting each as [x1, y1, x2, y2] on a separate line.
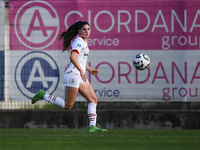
[9, 0, 200, 51]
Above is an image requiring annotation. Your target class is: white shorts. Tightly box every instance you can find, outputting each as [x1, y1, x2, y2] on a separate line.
[64, 71, 86, 88]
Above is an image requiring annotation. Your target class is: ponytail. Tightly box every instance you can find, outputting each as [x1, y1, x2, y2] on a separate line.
[59, 21, 90, 52]
[59, 21, 81, 52]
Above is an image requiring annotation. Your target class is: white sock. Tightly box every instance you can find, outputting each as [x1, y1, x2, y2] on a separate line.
[88, 103, 97, 127]
[43, 94, 65, 108]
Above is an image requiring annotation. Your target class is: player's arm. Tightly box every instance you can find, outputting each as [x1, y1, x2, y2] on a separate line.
[86, 64, 99, 75]
[70, 50, 87, 82]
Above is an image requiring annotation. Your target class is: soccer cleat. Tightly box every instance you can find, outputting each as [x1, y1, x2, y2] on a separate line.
[89, 124, 107, 132]
[31, 89, 45, 104]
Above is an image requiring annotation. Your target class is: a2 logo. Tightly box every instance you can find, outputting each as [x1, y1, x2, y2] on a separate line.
[14, 1, 59, 50]
[15, 51, 60, 99]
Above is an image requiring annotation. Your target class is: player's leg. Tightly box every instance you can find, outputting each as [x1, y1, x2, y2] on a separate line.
[32, 72, 78, 109]
[64, 86, 78, 110]
[31, 86, 78, 110]
[79, 81, 97, 127]
[31, 89, 65, 108]
[79, 81, 107, 132]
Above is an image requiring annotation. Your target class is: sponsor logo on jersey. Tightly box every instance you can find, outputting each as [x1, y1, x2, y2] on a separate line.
[84, 53, 89, 56]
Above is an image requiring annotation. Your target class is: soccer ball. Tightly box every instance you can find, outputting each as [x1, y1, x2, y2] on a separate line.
[132, 53, 150, 70]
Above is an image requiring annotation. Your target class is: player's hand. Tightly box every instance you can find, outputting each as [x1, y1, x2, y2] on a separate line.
[90, 69, 99, 75]
[80, 71, 87, 82]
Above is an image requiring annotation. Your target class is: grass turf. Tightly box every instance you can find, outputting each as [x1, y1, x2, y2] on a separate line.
[0, 129, 200, 150]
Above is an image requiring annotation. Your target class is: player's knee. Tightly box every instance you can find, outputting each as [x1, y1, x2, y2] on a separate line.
[65, 104, 73, 110]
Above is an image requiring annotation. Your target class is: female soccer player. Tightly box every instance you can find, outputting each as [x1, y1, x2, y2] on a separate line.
[32, 21, 107, 132]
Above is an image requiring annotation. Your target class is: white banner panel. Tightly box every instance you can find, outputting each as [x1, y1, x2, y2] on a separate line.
[10, 50, 200, 102]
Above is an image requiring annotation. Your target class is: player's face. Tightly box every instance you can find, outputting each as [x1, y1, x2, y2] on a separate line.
[79, 24, 90, 40]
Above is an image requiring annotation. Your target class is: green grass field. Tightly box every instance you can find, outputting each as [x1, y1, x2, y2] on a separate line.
[0, 129, 200, 150]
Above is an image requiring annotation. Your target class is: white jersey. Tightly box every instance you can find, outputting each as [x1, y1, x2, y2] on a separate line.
[65, 36, 89, 75]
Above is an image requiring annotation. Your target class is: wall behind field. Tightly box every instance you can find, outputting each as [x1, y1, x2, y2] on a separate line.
[0, 110, 200, 129]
